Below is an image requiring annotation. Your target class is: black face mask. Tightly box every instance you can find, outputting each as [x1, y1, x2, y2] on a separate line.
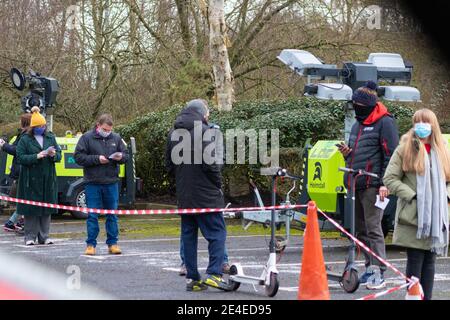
[354, 104, 375, 122]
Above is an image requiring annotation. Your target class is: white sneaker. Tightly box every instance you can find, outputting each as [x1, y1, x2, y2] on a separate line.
[38, 238, 54, 245]
[366, 266, 386, 290]
[25, 240, 35, 246]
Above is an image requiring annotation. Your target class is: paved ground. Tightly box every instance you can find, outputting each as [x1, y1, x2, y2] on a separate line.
[1, 213, 450, 300]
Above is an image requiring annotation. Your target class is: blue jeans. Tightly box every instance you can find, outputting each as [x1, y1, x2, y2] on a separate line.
[181, 212, 227, 281]
[85, 183, 119, 247]
[180, 236, 228, 265]
[8, 211, 20, 224]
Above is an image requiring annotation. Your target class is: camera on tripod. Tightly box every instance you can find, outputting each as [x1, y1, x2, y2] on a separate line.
[10, 68, 59, 114]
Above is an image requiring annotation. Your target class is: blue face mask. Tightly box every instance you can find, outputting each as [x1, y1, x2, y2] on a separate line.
[414, 122, 432, 139]
[33, 127, 46, 136]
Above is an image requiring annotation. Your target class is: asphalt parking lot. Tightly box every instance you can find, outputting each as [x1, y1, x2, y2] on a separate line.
[1, 213, 450, 300]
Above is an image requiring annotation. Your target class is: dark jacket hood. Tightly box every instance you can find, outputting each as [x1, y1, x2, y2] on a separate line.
[174, 108, 207, 130]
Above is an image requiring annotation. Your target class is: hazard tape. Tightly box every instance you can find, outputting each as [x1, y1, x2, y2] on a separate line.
[317, 208, 411, 282]
[317, 208, 417, 300]
[0, 193, 418, 300]
[0, 195, 307, 215]
[356, 281, 411, 300]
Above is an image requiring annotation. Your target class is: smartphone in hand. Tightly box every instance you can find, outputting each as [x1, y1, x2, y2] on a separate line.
[335, 142, 345, 149]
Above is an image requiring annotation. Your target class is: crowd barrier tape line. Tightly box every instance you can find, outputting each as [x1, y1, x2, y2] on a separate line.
[317, 208, 411, 281]
[357, 282, 411, 300]
[0, 195, 307, 215]
[317, 208, 417, 300]
[1, 194, 418, 300]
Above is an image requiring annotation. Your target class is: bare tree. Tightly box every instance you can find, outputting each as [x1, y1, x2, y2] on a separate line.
[0, 0, 448, 131]
[208, 0, 234, 111]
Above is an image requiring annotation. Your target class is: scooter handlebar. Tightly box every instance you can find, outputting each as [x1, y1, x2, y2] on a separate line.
[259, 167, 301, 180]
[338, 167, 353, 174]
[338, 167, 379, 179]
[285, 173, 302, 180]
[277, 168, 301, 180]
[364, 172, 379, 179]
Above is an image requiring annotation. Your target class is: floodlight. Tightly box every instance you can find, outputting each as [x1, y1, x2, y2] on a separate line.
[379, 86, 421, 102]
[367, 53, 407, 71]
[10, 68, 26, 91]
[277, 49, 337, 76]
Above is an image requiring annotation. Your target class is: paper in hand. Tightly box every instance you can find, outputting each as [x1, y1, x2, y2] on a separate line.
[375, 195, 390, 210]
[108, 152, 122, 160]
[43, 146, 55, 156]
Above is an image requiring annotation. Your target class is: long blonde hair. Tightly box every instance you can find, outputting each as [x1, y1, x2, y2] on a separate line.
[401, 108, 450, 180]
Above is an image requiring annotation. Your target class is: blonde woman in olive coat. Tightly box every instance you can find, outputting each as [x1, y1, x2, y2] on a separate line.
[383, 108, 450, 300]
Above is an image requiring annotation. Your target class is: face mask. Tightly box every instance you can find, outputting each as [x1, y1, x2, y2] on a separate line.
[354, 104, 375, 122]
[33, 127, 45, 136]
[98, 128, 111, 138]
[414, 122, 432, 139]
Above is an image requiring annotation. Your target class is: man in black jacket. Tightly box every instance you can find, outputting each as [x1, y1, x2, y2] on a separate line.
[165, 99, 229, 292]
[338, 81, 399, 290]
[74, 114, 128, 256]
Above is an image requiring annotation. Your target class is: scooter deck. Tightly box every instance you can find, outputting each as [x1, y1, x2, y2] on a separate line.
[230, 275, 265, 286]
[327, 272, 342, 282]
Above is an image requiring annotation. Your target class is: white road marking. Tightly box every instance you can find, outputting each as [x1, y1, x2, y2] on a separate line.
[0, 233, 15, 237]
[12, 250, 44, 254]
[0, 240, 16, 244]
[5, 234, 309, 247]
[80, 255, 107, 260]
[12, 239, 71, 248]
[79, 247, 290, 259]
[79, 244, 348, 259]
[163, 267, 184, 272]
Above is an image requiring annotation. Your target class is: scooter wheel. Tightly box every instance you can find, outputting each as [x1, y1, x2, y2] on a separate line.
[265, 272, 279, 297]
[229, 265, 238, 276]
[227, 279, 241, 291]
[340, 269, 360, 293]
[227, 265, 240, 291]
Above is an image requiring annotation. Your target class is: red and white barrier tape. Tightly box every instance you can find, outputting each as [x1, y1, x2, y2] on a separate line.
[317, 208, 418, 300]
[1, 193, 417, 300]
[317, 208, 411, 283]
[356, 281, 411, 300]
[0, 195, 307, 215]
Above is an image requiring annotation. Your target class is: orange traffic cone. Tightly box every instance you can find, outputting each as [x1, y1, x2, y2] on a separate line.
[405, 277, 424, 300]
[297, 201, 330, 300]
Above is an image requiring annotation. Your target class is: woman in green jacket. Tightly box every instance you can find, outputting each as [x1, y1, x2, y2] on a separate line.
[383, 108, 450, 300]
[16, 105, 61, 245]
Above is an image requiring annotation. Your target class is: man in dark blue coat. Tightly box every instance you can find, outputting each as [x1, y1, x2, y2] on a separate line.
[165, 99, 230, 292]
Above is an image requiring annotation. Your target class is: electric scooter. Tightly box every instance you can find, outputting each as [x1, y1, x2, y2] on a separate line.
[228, 167, 300, 297]
[326, 167, 379, 293]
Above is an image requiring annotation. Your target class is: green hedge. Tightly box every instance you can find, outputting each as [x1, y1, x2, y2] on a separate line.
[117, 98, 414, 197]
